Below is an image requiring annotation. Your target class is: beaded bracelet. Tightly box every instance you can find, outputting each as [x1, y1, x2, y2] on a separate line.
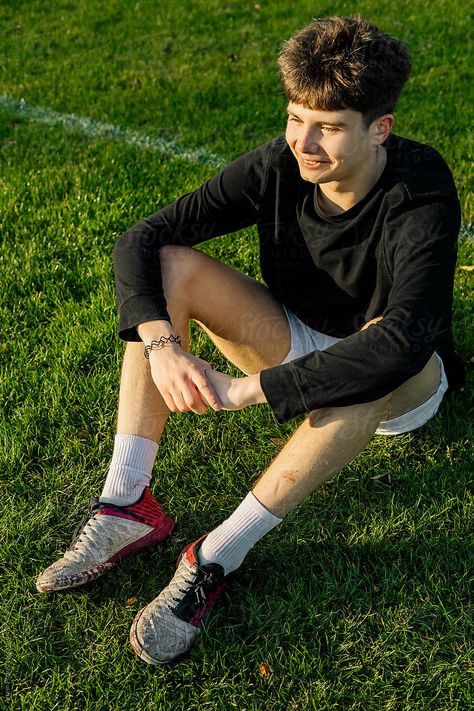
[144, 334, 182, 359]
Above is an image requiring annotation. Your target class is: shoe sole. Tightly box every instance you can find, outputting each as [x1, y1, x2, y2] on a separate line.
[36, 517, 175, 593]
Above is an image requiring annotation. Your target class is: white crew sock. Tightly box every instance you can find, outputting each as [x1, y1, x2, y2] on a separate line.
[99, 434, 158, 506]
[198, 492, 282, 575]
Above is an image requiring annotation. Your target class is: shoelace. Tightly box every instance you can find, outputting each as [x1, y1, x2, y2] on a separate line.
[194, 579, 209, 606]
[170, 565, 216, 607]
[70, 497, 102, 542]
[169, 568, 196, 606]
[67, 498, 120, 560]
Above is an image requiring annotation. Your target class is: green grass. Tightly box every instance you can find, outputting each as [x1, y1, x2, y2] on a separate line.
[1, 1, 473, 709]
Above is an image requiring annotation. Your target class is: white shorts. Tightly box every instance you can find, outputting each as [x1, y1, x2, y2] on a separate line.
[280, 306, 449, 436]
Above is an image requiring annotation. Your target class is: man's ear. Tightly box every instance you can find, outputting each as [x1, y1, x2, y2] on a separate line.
[372, 114, 394, 145]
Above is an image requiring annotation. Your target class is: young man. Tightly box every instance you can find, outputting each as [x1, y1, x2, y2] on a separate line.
[37, 16, 464, 664]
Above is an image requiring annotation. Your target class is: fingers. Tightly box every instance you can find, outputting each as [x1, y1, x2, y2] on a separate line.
[182, 383, 209, 415]
[149, 350, 222, 414]
[159, 389, 180, 414]
[160, 385, 207, 415]
[159, 375, 215, 415]
[192, 370, 222, 411]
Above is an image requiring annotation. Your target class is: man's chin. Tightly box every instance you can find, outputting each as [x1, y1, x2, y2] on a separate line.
[299, 170, 324, 184]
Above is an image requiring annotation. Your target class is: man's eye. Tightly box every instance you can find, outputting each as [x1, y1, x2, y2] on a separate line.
[321, 126, 339, 133]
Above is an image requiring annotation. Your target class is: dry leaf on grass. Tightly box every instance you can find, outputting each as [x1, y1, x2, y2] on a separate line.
[258, 662, 271, 679]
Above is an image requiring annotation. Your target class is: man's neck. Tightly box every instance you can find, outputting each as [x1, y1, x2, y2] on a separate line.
[317, 146, 387, 215]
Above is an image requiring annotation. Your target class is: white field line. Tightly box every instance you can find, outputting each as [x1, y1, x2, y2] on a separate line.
[1, 95, 473, 244]
[0, 95, 225, 168]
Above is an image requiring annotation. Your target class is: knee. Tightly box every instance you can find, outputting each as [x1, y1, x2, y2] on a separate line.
[160, 244, 197, 269]
[159, 245, 200, 290]
[308, 393, 392, 433]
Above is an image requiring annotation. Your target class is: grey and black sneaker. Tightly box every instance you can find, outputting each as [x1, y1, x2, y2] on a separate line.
[36, 487, 174, 592]
[130, 536, 227, 664]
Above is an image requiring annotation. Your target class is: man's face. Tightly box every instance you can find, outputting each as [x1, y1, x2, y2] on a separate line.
[285, 102, 376, 187]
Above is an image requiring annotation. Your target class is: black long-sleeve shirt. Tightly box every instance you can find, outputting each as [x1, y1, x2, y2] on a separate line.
[113, 133, 464, 423]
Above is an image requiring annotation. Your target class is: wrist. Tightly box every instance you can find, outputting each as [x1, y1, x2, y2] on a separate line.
[148, 343, 182, 362]
[234, 374, 266, 407]
[144, 334, 182, 359]
[137, 321, 182, 359]
[138, 319, 175, 342]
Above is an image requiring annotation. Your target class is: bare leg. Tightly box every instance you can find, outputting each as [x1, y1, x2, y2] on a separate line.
[116, 245, 291, 442]
[194, 355, 440, 580]
[253, 355, 441, 517]
[252, 398, 389, 517]
[116, 342, 172, 441]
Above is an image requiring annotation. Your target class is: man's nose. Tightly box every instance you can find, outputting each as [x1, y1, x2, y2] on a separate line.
[296, 128, 320, 154]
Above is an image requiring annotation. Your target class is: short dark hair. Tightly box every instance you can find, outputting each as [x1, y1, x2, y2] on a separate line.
[278, 16, 412, 126]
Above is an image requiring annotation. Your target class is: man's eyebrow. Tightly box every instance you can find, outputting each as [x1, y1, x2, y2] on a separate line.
[285, 109, 348, 127]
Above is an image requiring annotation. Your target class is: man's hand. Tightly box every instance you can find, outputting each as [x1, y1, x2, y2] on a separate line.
[148, 348, 267, 414]
[203, 370, 267, 410]
[148, 347, 222, 415]
[138, 318, 266, 414]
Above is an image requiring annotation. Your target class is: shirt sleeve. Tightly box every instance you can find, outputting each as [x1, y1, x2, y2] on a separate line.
[113, 144, 270, 340]
[260, 198, 461, 423]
